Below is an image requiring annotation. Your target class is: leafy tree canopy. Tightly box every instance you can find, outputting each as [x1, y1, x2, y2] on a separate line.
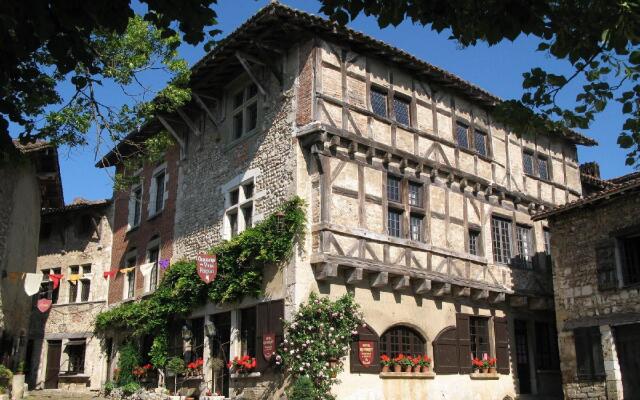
[319, 0, 640, 166]
[0, 0, 221, 159]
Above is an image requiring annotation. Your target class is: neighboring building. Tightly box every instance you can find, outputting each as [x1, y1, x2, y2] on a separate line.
[0, 135, 62, 371]
[98, 3, 596, 399]
[27, 199, 113, 391]
[533, 171, 640, 400]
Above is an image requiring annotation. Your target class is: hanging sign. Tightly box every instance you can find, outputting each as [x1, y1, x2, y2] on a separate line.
[262, 332, 276, 361]
[196, 254, 217, 284]
[358, 340, 375, 367]
[37, 298, 52, 313]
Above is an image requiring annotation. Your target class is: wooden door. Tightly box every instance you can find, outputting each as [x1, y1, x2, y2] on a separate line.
[44, 340, 61, 389]
[615, 324, 640, 399]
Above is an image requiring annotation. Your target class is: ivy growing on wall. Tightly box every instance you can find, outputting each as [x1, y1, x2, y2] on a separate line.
[94, 197, 306, 360]
[280, 293, 364, 400]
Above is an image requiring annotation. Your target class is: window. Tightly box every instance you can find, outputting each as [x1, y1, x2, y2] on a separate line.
[408, 182, 422, 207]
[231, 83, 259, 140]
[68, 266, 79, 303]
[515, 225, 534, 269]
[393, 96, 410, 126]
[474, 130, 487, 156]
[153, 170, 165, 214]
[370, 88, 387, 118]
[148, 246, 160, 291]
[240, 307, 257, 358]
[523, 152, 535, 175]
[66, 340, 86, 374]
[491, 216, 512, 264]
[387, 176, 401, 203]
[131, 186, 142, 228]
[379, 326, 425, 358]
[224, 176, 257, 239]
[620, 233, 640, 285]
[456, 122, 469, 149]
[388, 209, 402, 238]
[574, 327, 605, 381]
[469, 229, 481, 256]
[80, 265, 91, 302]
[535, 321, 559, 370]
[469, 317, 490, 359]
[410, 215, 422, 241]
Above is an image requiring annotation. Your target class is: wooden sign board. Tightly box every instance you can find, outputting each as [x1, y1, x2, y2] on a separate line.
[358, 340, 374, 367]
[196, 254, 218, 284]
[263, 332, 276, 361]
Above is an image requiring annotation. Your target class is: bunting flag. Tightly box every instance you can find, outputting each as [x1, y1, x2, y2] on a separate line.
[49, 273, 64, 289]
[103, 270, 118, 280]
[119, 267, 135, 274]
[37, 298, 52, 313]
[24, 273, 43, 296]
[159, 259, 170, 270]
[68, 274, 81, 285]
[140, 262, 155, 277]
[7, 272, 25, 282]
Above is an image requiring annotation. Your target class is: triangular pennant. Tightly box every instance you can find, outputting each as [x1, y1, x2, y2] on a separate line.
[37, 298, 52, 313]
[24, 273, 43, 296]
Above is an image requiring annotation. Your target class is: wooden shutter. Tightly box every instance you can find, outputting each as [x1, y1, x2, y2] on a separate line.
[494, 317, 510, 374]
[433, 326, 459, 374]
[350, 324, 380, 373]
[595, 240, 617, 290]
[255, 300, 284, 373]
[456, 314, 471, 374]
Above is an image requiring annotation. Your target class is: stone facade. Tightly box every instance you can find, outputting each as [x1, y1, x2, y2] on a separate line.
[28, 200, 113, 391]
[535, 178, 640, 400]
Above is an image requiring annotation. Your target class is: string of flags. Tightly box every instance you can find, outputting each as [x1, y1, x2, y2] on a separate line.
[0, 258, 171, 313]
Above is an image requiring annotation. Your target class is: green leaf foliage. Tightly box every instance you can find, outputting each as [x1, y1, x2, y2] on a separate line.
[95, 197, 306, 358]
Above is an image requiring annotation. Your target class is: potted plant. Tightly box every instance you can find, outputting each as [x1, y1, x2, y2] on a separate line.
[165, 357, 186, 399]
[11, 362, 25, 400]
[227, 355, 256, 375]
[380, 354, 393, 373]
[488, 357, 497, 374]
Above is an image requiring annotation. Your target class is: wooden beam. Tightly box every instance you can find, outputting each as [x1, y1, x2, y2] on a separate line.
[345, 267, 364, 285]
[371, 271, 388, 288]
[413, 278, 432, 295]
[393, 275, 411, 291]
[314, 263, 338, 281]
[471, 288, 490, 301]
[431, 282, 451, 297]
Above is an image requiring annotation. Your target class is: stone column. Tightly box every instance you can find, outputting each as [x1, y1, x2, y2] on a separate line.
[599, 325, 623, 400]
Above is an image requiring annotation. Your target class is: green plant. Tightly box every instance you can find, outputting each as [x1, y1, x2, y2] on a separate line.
[280, 293, 364, 400]
[289, 375, 316, 400]
[116, 343, 141, 386]
[94, 197, 306, 366]
[120, 382, 141, 396]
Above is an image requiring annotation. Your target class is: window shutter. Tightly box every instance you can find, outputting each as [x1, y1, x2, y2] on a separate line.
[433, 326, 459, 374]
[350, 324, 380, 374]
[595, 240, 617, 290]
[255, 300, 284, 373]
[494, 317, 510, 374]
[456, 314, 471, 374]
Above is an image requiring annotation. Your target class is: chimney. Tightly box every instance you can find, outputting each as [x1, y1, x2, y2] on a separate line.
[580, 162, 601, 178]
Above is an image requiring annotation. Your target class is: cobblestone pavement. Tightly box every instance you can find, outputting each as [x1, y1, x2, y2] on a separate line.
[25, 389, 106, 400]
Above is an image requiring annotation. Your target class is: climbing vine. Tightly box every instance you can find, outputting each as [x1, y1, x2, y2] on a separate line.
[94, 197, 306, 360]
[280, 293, 364, 400]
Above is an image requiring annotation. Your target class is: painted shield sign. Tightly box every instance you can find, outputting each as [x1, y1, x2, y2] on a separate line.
[37, 298, 52, 313]
[358, 340, 375, 367]
[262, 332, 276, 361]
[196, 253, 218, 284]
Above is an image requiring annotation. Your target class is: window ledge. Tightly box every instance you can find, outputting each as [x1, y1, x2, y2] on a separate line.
[469, 372, 499, 380]
[379, 372, 435, 379]
[230, 372, 261, 379]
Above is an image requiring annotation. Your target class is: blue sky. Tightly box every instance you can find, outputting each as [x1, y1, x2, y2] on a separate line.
[14, 0, 635, 203]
